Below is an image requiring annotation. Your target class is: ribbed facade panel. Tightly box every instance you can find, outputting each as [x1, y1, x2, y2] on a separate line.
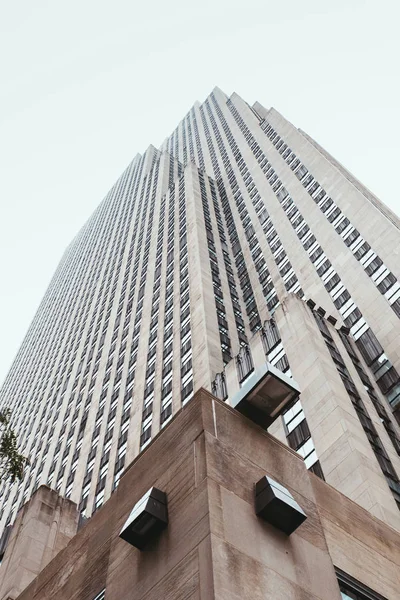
[1, 88, 400, 534]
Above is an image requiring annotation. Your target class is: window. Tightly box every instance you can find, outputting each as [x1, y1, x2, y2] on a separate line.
[236, 345, 254, 384]
[212, 372, 228, 401]
[287, 418, 310, 450]
[94, 489, 105, 510]
[336, 568, 387, 600]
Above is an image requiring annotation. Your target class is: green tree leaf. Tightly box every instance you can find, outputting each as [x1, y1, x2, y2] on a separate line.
[0, 409, 28, 484]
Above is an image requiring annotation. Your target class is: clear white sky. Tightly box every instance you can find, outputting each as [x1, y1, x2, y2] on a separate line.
[0, 0, 399, 383]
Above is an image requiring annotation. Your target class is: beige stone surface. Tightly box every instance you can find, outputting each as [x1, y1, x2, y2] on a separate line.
[9, 390, 400, 600]
[0, 487, 79, 600]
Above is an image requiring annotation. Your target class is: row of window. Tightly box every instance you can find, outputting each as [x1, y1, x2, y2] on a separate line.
[208, 177, 249, 349]
[0, 152, 151, 524]
[211, 318, 324, 479]
[226, 100, 400, 414]
[262, 318, 324, 478]
[83, 156, 160, 514]
[202, 101, 264, 330]
[262, 121, 400, 319]
[198, 171, 232, 364]
[210, 95, 304, 314]
[313, 310, 400, 509]
[198, 105, 256, 338]
[0, 150, 178, 525]
[139, 179, 169, 451]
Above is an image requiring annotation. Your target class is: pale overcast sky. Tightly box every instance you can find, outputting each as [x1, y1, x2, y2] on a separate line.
[0, 0, 399, 383]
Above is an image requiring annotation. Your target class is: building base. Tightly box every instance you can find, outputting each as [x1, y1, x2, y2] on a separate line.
[6, 389, 400, 600]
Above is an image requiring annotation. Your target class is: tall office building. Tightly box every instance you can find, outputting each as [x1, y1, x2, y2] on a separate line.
[1, 87, 400, 539]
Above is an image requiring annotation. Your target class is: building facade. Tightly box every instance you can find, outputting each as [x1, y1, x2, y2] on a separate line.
[4, 391, 400, 600]
[1, 87, 400, 540]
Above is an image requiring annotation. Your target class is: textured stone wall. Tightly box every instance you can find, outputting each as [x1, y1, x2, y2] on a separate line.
[14, 390, 400, 600]
[0, 487, 78, 600]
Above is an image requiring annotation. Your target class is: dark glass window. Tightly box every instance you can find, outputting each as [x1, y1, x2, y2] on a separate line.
[336, 568, 387, 600]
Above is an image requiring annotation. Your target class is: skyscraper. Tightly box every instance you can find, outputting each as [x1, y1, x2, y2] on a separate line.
[1, 87, 400, 538]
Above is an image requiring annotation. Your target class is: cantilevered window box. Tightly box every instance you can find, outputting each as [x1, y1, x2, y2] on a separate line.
[119, 487, 168, 550]
[230, 362, 300, 429]
[255, 476, 307, 535]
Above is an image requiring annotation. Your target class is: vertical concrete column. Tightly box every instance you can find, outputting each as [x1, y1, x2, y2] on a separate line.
[0, 486, 78, 600]
[185, 164, 224, 390]
[275, 295, 400, 530]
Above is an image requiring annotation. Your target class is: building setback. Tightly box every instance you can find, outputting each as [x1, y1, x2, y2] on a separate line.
[0, 87, 400, 545]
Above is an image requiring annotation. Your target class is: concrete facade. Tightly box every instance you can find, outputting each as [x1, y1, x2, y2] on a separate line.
[0, 87, 400, 547]
[216, 295, 400, 531]
[10, 390, 400, 600]
[0, 487, 78, 600]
